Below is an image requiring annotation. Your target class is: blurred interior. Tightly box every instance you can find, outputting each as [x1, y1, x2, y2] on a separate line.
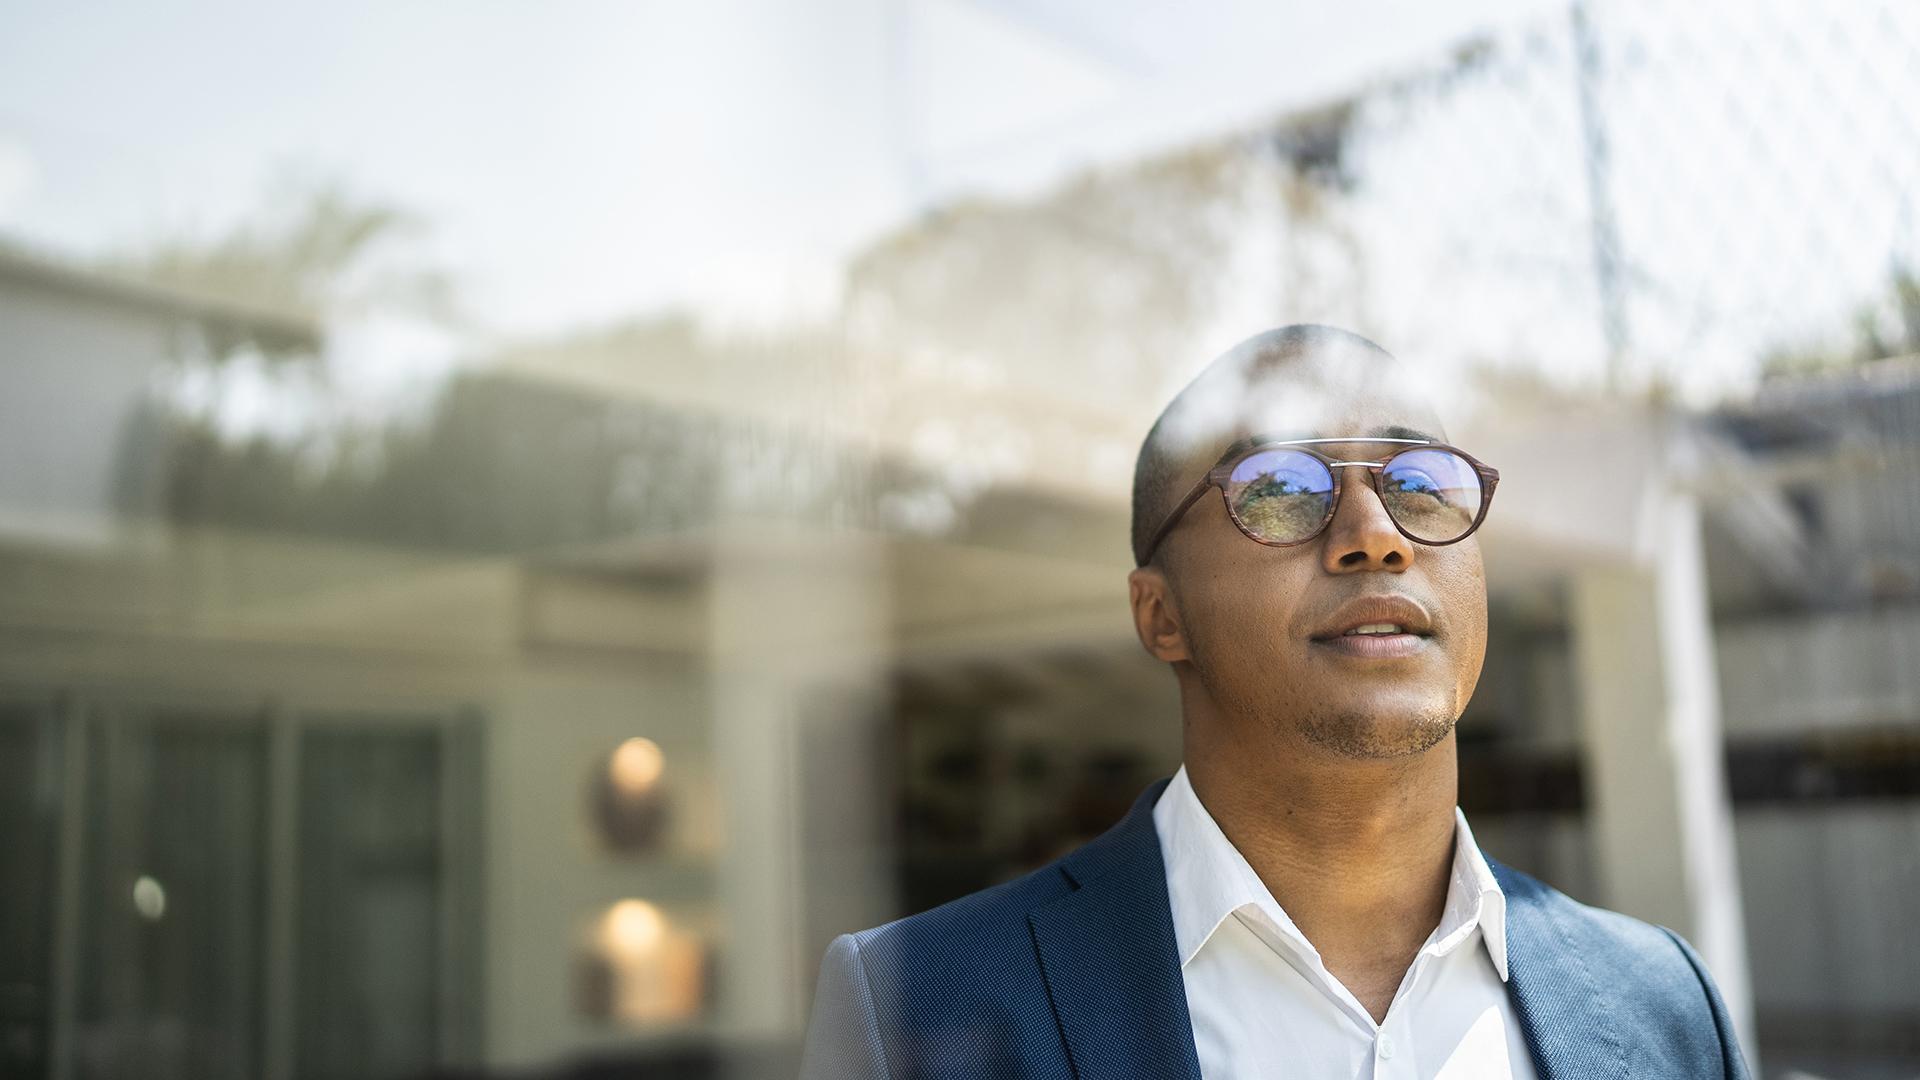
[2, 2, 1919, 1078]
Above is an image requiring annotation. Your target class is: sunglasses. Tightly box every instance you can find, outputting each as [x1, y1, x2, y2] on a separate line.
[1139, 437, 1500, 566]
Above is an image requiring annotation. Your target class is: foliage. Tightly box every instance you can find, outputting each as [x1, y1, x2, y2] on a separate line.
[143, 370, 716, 553]
[107, 171, 458, 332]
[1761, 266, 1920, 380]
[844, 141, 1258, 404]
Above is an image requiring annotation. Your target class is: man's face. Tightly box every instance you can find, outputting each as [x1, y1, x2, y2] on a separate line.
[1149, 383, 1489, 760]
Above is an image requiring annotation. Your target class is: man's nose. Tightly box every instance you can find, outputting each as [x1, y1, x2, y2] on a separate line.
[1321, 468, 1415, 573]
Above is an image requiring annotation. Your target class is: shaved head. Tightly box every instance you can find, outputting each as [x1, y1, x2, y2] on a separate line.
[1129, 325, 1442, 567]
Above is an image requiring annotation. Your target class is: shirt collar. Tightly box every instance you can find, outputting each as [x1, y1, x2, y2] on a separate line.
[1151, 765, 1510, 982]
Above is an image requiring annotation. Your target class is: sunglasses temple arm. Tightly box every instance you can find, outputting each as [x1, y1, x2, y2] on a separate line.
[1141, 476, 1214, 565]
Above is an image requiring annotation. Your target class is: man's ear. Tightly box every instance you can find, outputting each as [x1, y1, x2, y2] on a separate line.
[1127, 565, 1191, 663]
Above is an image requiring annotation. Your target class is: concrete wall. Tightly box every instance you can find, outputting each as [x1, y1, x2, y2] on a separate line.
[485, 658, 718, 1066]
[1514, 606, 1920, 746]
[1735, 804, 1920, 1016]
[1715, 608, 1920, 736]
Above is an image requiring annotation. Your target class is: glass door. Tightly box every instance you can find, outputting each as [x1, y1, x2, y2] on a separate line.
[0, 697, 63, 1080]
[74, 708, 269, 1080]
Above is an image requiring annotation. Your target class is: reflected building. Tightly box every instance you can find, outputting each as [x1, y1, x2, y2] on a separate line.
[3, 188, 1920, 1080]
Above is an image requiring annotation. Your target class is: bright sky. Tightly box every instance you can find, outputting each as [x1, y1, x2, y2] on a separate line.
[0, 0, 1560, 337]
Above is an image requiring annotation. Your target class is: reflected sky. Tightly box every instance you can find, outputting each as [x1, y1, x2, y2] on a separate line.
[0, 0, 1558, 331]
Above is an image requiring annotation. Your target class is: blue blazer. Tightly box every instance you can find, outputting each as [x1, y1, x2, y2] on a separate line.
[800, 778, 1751, 1079]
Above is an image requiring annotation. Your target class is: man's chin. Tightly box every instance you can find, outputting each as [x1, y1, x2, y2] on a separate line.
[1296, 706, 1457, 759]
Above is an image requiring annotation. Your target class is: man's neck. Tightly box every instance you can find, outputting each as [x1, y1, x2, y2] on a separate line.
[1183, 729, 1460, 1021]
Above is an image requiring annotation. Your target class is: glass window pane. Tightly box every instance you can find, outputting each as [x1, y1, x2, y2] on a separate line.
[0, 701, 60, 1080]
[296, 726, 444, 1080]
[77, 714, 268, 1080]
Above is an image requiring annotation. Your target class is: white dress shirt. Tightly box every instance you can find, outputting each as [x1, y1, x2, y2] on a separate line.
[1153, 766, 1540, 1080]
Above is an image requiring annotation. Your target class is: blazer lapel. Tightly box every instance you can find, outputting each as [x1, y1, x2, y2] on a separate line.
[1490, 858, 1630, 1080]
[1027, 784, 1636, 1080]
[1027, 779, 1202, 1080]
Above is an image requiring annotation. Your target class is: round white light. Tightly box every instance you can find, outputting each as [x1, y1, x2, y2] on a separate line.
[133, 875, 166, 921]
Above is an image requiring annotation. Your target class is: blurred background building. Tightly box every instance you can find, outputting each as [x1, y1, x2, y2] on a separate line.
[1, 1, 1917, 1078]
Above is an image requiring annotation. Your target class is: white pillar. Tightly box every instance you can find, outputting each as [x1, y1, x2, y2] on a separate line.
[707, 524, 894, 1041]
[1570, 486, 1755, 1059]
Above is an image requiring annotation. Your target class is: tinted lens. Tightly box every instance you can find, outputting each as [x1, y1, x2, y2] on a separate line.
[1225, 449, 1335, 543]
[1380, 448, 1483, 542]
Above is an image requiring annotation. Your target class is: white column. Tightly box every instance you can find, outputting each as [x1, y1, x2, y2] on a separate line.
[707, 524, 894, 1040]
[1570, 486, 1756, 1059]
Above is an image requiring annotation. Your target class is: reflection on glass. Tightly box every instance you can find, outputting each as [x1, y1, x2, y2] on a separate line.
[295, 727, 447, 1080]
[77, 714, 268, 1080]
[610, 737, 665, 795]
[131, 876, 166, 922]
[593, 738, 672, 853]
[602, 899, 665, 955]
[577, 900, 706, 1027]
[0, 702, 60, 1080]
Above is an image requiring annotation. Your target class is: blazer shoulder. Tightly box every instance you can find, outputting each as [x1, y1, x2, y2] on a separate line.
[850, 776, 1172, 971]
[1490, 858, 1751, 1078]
[824, 855, 1084, 1076]
[811, 780, 1175, 1078]
[1499, 861, 1699, 967]
[1491, 858, 1699, 974]
[851, 853, 1073, 970]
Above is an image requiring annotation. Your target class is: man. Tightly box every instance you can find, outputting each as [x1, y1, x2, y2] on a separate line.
[800, 326, 1750, 1078]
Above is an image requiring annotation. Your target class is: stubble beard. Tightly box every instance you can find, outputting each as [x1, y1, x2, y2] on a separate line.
[1192, 644, 1460, 760]
[1297, 703, 1458, 759]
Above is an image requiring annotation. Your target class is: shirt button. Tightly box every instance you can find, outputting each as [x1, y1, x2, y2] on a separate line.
[1378, 1034, 1396, 1060]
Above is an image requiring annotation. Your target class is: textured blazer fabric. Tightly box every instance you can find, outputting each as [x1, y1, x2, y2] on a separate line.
[799, 778, 1752, 1080]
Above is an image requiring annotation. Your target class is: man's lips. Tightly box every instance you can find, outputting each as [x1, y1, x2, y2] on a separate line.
[1308, 594, 1436, 641]
[1310, 631, 1430, 659]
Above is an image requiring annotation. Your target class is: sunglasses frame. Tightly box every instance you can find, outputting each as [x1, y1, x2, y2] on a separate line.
[1138, 436, 1501, 566]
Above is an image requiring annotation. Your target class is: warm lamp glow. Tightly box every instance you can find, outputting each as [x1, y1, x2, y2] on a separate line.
[582, 898, 705, 1025]
[609, 737, 665, 795]
[600, 898, 666, 958]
